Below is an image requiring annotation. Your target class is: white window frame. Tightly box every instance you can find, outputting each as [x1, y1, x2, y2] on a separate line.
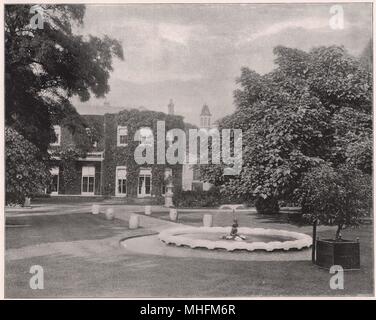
[139, 127, 154, 146]
[81, 166, 95, 196]
[166, 130, 174, 147]
[50, 167, 59, 195]
[51, 125, 61, 146]
[117, 125, 128, 146]
[115, 166, 127, 197]
[138, 168, 152, 198]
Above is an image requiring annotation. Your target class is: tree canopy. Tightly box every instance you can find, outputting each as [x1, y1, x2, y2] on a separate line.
[297, 163, 371, 238]
[5, 4, 124, 154]
[201, 45, 372, 205]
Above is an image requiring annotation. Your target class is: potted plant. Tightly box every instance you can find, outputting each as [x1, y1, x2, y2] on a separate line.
[298, 164, 371, 270]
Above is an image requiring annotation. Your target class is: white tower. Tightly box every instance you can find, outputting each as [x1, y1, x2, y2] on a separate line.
[168, 99, 174, 115]
[200, 104, 211, 128]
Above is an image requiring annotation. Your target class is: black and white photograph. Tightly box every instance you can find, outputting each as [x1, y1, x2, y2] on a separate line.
[2, 1, 374, 299]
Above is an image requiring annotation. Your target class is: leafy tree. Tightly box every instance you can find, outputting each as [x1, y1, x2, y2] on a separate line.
[6, 127, 50, 205]
[5, 4, 124, 154]
[297, 163, 371, 239]
[201, 45, 372, 210]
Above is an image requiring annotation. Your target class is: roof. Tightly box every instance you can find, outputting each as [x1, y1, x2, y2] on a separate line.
[200, 104, 211, 116]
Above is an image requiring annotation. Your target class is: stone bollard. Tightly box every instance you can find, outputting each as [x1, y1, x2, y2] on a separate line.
[24, 197, 31, 208]
[105, 208, 114, 220]
[129, 214, 140, 229]
[203, 214, 213, 227]
[145, 205, 152, 216]
[169, 208, 178, 221]
[92, 204, 100, 215]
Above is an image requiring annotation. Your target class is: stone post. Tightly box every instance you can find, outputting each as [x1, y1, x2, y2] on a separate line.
[203, 214, 213, 227]
[92, 204, 100, 215]
[105, 208, 114, 220]
[129, 214, 140, 229]
[164, 182, 174, 208]
[169, 208, 178, 221]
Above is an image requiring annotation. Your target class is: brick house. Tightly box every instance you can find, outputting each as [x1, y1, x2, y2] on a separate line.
[48, 108, 185, 200]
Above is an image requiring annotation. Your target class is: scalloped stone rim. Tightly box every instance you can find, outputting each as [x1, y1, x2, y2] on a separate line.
[159, 227, 312, 252]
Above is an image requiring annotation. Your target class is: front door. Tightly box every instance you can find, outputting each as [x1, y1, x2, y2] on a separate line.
[138, 169, 151, 197]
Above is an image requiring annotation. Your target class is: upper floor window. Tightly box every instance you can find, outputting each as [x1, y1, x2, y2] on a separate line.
[50, 125, 61, 146]
[117, 126, 128, 146]
[166, 130, 174, 147]
[86, 127, 97, 148]
[139, 127, 153, 146]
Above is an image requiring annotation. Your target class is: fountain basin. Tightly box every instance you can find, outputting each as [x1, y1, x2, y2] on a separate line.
[159, 227, 312, 252]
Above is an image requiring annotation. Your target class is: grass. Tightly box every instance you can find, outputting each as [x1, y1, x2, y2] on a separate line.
[5, 207, 374, 298]
[6, 212, 154, 249]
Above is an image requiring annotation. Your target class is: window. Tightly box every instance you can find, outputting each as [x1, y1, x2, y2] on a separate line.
[166, 130, 174, 147]
[117, 126, 128, 146]
[193, 166, 201, 181]
[162, 168, 172, 195]
[48, 167, 59, 195]
[51, 125, 61, 146]
[82, 166, 95, 195]
[86, 127, 97, 148]
[138, 168, 152, 197]
[116, 166, 127, 196]
[139, 127, 153, 146]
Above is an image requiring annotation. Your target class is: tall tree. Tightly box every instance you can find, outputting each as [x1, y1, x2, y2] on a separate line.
[201, 45, 372, 209]
[5, 4, 124, 154]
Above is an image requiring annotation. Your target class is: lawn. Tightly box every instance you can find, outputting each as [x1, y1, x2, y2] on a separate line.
[5, 207, 374, 298]
[6, 212, 154, 249]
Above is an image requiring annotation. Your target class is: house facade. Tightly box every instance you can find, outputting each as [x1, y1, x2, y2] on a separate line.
[48, 107, 185, 200]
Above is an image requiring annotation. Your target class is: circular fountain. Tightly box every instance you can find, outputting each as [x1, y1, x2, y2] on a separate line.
[159, 226, 312, 252]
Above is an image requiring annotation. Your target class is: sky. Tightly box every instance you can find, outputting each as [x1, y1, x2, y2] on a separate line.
[73, 3, 372, 126]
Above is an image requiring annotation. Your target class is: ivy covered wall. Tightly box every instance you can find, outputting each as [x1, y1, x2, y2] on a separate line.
[103, 109, 185, 198]
[49, 109, 185, 197]
[50, 115, 104, 195]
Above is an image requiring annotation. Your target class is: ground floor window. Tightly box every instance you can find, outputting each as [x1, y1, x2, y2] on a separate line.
[138, 168, 152, 197]
[82, 166, 95, 195]
[116, 166, 127, 196]
[49, 167, 59, 195]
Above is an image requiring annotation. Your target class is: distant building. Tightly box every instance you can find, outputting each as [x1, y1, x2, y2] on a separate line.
[168, 99, 175, 115]
[182, 104, 213, 192]
[200, 103, 212, 129]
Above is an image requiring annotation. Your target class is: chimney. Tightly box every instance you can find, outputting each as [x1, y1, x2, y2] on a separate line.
[168, 99, 174, 115]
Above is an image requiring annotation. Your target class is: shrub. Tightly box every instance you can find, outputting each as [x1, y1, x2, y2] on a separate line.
[173, 187, 239, 208]
[6, 127, 50, 205]
[255, 197, 280, 214]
